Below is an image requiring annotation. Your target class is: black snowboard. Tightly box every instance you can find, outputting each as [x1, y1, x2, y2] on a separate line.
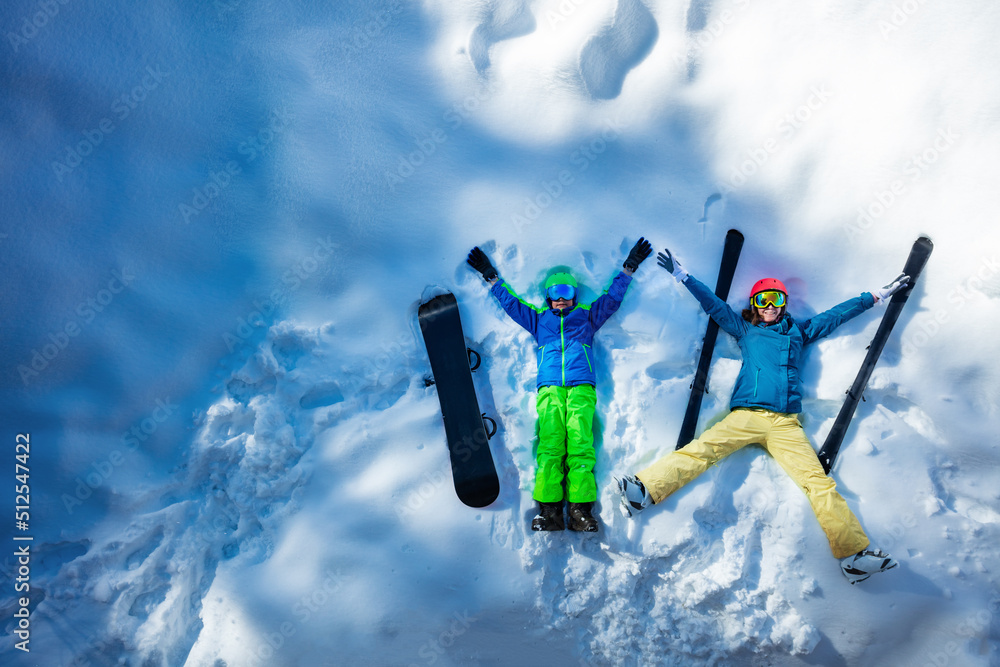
[418, 292, 500, 508]
[817, 236, 934, 473]
[676, 229, 745, 449]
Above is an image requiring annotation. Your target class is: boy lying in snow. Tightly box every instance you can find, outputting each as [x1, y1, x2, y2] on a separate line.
[467, 239, 651, 533]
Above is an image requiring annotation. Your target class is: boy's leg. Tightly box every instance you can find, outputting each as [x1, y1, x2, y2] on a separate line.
[534, 386, 568, 503]
[636, 409, 764, 504]
[565, 384, 598, 503]
[763, 414, 870, 559]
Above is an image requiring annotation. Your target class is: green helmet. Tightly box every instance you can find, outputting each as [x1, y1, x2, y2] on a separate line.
[544, 272, 578, 303]
[544, 272, 578, 290]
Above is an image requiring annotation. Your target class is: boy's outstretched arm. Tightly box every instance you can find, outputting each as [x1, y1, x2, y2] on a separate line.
[587, 237, 651, 328]
[467, 246, 498, 285]
[622, 237, 652, 276]
[467, 246, 539, 334]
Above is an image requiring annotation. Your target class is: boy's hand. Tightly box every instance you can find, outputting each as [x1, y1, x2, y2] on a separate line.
[467, 246, 498, 282]
[623, 237, 652, 273]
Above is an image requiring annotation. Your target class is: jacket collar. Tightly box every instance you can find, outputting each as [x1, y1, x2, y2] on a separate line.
[758, 314, 792, 333]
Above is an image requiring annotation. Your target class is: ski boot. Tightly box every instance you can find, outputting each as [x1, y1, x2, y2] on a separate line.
[840, 548, 898, 584]
[531, 501, 565, 531]
[615, 474, 652, 518]
[567, 502, 599, 532]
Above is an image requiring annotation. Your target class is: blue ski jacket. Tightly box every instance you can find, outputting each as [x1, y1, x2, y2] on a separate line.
[683, 274, 875, 414]
[490, 272, 632, 388]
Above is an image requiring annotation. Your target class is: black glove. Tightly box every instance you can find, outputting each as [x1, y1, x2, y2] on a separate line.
[623, 237, 652, 272]
[467, 246, 498, 282]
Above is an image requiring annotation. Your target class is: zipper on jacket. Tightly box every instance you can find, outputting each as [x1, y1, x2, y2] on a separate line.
[753, 369, 760, 397]
[582, 344, 593, 373]
[560, 317, 566, 386]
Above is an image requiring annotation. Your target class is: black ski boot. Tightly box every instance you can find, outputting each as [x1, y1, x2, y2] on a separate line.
[531, 501, 565, 531]
[567, 502, 599, 532]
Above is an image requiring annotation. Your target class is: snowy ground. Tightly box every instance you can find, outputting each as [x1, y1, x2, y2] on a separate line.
[3, 0, 1000, 665]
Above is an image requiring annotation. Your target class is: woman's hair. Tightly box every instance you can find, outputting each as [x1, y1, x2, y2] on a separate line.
[742, 306, 785, 325]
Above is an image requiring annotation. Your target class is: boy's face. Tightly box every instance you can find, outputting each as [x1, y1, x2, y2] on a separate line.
[550, 297, 573, 311]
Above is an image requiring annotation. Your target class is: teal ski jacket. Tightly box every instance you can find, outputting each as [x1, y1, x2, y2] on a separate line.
[683, 274, 875, 414]
[490, 272, 632, 388]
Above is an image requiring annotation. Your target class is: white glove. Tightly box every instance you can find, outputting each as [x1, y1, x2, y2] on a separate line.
[657, 248, 689, 282]
[873, 273, 910, 302]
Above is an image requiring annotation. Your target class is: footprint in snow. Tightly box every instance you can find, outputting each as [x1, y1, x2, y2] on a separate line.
[469, 0, 537, 73]
[579, 0, 658, 100]
[685, 0, 713, 33]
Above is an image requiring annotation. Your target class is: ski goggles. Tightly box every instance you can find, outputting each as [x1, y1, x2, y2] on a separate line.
[752, 290, 786, 309]
[546, 284, 577, 301]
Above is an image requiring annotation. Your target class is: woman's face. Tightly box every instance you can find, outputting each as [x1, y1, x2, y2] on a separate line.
[757, 304, 782, 324]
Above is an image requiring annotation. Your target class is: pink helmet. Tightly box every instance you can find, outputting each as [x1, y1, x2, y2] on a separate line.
[750, 278, 788, 299]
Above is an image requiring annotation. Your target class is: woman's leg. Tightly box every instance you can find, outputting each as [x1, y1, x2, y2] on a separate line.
[763, 413, 869, 559]
[636, 409, 764, 504]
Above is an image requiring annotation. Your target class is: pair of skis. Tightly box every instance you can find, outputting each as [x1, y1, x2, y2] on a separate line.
[676, 230, 933, 474]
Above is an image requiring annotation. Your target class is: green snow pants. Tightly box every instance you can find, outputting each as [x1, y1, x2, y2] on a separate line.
[533, 384, 598, 503]
[636, 408, 870, 559]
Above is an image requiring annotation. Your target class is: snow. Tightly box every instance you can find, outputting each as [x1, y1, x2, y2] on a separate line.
[2, 0, 1000, 664]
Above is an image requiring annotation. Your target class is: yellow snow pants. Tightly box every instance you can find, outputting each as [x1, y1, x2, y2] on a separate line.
[636, 408, 869, 559]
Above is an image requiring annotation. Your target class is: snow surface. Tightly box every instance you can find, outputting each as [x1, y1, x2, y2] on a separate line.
[2, 0, 1000, 665]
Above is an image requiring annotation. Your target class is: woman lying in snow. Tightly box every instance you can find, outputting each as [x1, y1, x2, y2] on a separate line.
[467, 239, 652, 533]
[616, 245, 908, 584]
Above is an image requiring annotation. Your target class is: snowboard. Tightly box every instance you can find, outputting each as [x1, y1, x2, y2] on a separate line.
[418, 292, 500, 507]
[817, 236, 934, 473]
[676, 229, 745, 449]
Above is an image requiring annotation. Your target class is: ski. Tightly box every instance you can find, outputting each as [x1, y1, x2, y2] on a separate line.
[818, 236, 934, 474]
[676, 228, 745, 449]
[418, 292, 501, 507]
